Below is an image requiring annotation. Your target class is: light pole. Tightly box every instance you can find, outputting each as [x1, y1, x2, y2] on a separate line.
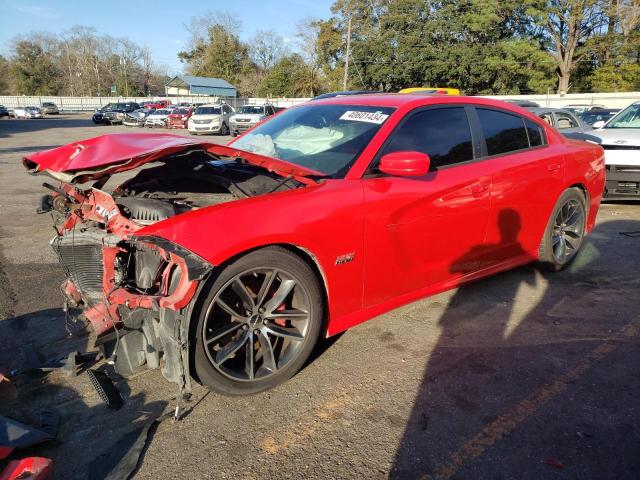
[120, 56, 129, 98]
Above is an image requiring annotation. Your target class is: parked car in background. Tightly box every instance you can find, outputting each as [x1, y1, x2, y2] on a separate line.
[24, 95, 604, 395]
[92, 103, 113, 124]
[563, 104, 606, 115]
[579, 108, 620, 126]
[229, 104, 276, 136]
[187, 103, 234, 135]
[167, 107, 193, 129]
[312, 90, 382, 101]
[144, 108, 173, 128]
[123, 108, 154, 127]
[526, 107, 595, 141]
[504, 99, 540, 108]
[41, 102, 60, 114]
[14, 107, 44, 119]
[588, 101, 640, 200]
[102, 102, 141, 125]
[0, 105, 9, 117]
[141, 100, 171, 110]
[398, 87, 461, 95]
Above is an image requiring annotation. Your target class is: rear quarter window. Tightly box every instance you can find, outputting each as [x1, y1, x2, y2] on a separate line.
[477, 108, 530, 156]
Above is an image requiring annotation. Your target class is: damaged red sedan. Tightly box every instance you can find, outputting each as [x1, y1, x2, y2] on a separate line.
[24, 95, 605, 395]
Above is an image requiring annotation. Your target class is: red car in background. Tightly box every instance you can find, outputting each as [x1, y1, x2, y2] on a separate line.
[167, 107, 193, 129]
[141, 100, 171, 110]
[23, 95, 605, 396]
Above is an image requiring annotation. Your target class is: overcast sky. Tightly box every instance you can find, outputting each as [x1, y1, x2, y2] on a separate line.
[0, 0, 335, 73]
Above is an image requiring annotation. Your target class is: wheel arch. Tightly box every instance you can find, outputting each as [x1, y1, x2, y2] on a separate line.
[567, 182, 592, 231]
[185, 242, 330, 383]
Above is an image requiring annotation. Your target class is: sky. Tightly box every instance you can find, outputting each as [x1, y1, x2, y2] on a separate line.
[0, 0, 335, 74]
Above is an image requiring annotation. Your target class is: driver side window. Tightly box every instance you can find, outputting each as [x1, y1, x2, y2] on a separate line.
[378, 107, 474, 170]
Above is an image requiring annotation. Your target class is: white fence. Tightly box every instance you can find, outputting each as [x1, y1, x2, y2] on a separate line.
[485, 92, 640, 109]
[0, 95, 312, 111]
[0, 92, 637, 112]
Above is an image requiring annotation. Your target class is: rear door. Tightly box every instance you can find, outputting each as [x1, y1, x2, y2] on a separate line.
[471, 107, 566, 266]
[362, 106, 491, 307]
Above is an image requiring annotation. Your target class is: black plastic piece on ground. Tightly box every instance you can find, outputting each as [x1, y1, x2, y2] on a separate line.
[87, 369, 123, 410]
[39, 409, 60, 439]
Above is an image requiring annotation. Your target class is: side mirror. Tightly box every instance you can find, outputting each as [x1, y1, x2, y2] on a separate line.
[378, 151, 431, 177]
[592, 120, 605, 129]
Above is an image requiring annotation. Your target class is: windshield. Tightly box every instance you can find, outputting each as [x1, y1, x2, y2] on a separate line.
[604, 104, 640, 129]
[154, 109, 171, 115]
[231, 104, 395, 177]
[173, 108, 190, 115]
[580, 111, 616, 125]
[239, 106, 265, 115]
[195, 106, 221, 115]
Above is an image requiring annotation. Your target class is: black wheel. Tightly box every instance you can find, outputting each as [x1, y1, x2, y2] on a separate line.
[219, 122, 229, 136]
[538, 188, 586, 271]
[194, 247, 323, 395]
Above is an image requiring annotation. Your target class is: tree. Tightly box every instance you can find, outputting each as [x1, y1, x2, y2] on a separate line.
[257, 54, 319, 97]
[250, 30, 288, 71]
[10, 40, 60, 95]
[539, 0, 610, 92]
[0, 55, 10, 94]
[178, 20, 252, 91]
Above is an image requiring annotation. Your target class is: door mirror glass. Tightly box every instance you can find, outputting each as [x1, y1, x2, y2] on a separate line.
[378, 151, 431, 177]
[592, 120, 605, 129]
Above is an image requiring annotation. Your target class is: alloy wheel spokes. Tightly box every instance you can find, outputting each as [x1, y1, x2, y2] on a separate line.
[552, 199, 584, 262]
[214, 330, 249, 365]
[262, 278, 296, 314]
[203, 267, 311, 382]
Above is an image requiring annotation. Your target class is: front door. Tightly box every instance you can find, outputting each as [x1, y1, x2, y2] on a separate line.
[362, 106, 491, 308]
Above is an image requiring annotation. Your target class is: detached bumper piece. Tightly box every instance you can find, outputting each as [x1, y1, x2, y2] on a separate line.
[87, 368, 124, 410]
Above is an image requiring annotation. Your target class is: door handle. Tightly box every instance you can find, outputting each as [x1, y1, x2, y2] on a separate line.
[547, 163, 561, 172]
[470, 184, 488, 197]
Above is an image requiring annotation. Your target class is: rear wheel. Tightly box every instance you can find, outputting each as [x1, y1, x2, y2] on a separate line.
[194, 247, 323, 395]
[538, 188, 586, 271]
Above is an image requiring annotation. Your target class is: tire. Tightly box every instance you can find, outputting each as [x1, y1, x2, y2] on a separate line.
[194, 247, 323, 396]
[219, 122, 229, 136]
[538, 187, 587, 271]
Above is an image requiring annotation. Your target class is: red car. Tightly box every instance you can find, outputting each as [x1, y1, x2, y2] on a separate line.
[141, 100, 171, 110]
[24, 95, 605, 396]
[167, 107, 193, 129]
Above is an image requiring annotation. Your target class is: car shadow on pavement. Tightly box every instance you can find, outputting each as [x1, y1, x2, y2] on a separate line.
[390, 214, 640, 479]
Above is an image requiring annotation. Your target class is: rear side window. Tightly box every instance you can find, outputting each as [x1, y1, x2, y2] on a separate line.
[379, 107, 473, 170]
[555, 112, 578, 129]
[477, 108, 529, 155]
[525, 119, 544, 147]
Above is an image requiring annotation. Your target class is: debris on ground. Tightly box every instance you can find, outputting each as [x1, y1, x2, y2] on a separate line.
[0, 416, 51, 449]
[87, 367, 124, 410]
[89, 414, 170, 480]
[0, 457, 53, 480]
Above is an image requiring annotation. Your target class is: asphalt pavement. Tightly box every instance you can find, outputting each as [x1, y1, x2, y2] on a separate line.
[0, 114, 639, 479]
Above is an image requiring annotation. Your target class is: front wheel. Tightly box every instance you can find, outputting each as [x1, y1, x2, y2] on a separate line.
[219, 122, 229, 136]
[538, 187, 586, 271]
[194, 247, 323, 395]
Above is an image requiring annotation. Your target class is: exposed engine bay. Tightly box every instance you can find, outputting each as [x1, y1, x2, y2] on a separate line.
[34, 147, 304, 391]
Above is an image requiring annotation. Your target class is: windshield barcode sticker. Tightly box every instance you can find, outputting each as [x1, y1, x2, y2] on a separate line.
[339, 111, 389, 124]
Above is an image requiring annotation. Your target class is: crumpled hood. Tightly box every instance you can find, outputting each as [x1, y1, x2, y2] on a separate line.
[589, 128, 640, 146]
[23, 133, 322, 183]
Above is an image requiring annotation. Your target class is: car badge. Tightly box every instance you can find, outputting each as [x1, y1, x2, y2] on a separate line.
[613, 139, 627, 144]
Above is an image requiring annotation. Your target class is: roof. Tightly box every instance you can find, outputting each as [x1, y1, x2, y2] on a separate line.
[311, 93, 533, 111]
[165, 75, 236, 90]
